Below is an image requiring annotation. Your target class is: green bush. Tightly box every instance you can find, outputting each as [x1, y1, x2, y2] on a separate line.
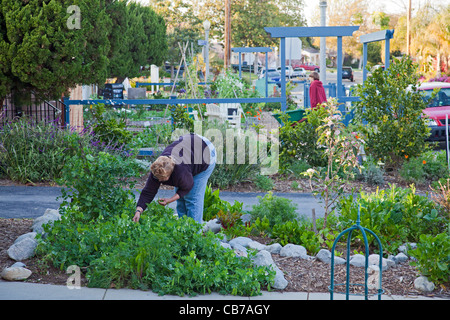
[0, 117, 88, 183]
[254, 175, 274, 191]
[356, 157, 385, 186]
[57, 148, 139, 222]
[409, 233, 450, 285]
[203, 185, 244, 222]
[38, 203, 274, 296]
[354, 56, 433, 168]
[278, 106, 328, 169]
[251, 192, 297, 228]
[337, 184, 447, 254]
[399, 157, 426, 184]
[38, 155, 274, 296]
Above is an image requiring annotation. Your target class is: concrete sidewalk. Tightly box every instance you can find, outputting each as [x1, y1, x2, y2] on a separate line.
[0, 280, 445, 300]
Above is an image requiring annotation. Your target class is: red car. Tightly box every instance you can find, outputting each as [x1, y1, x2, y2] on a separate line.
[421, 82, 450, 143]
[293, 63, 320, 72]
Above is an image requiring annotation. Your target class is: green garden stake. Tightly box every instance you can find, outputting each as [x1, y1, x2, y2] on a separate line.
[329, 205, 384, 300]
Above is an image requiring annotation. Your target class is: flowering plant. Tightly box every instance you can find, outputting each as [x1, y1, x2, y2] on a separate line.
[303, 98, 364, 228]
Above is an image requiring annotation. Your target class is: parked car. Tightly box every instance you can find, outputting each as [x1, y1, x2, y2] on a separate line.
[267, 71, 282, 87]
[420, 82, 450, 143]
[258, 68, 277, 79]
[277, 66, 294, 78]
[291, 67, 307, 79]
[294, 63, 320, 72]
[342, 67, 354, 82]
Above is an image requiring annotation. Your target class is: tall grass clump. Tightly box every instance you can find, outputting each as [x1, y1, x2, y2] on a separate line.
[0, 118, 81, 183]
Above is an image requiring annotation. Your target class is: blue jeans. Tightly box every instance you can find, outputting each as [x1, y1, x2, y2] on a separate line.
[176, 136, 216, 224]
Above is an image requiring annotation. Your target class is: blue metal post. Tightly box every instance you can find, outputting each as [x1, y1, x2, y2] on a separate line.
[280, 37, 287, 112]
[265, 52, 269, 98]
[238, 53, 242, 79]
[384, 36, 391, 70]
[63, 96, 70, 128]
[362, 43, 368, 82]
[336, 36, 343, 99]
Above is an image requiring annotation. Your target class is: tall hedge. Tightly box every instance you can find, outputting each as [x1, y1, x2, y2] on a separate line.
[0, 0, 167, 101]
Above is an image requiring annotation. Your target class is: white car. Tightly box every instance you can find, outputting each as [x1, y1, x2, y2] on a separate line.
[258, 68, 277, 79]
[277, 66, 294, 78]
[291, 67, 306, 79]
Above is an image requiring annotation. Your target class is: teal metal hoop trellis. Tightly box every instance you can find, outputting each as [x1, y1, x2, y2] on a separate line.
[329, 206, 384, 300]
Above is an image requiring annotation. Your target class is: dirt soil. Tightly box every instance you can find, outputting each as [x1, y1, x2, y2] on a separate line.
[1, 174, 449, 298]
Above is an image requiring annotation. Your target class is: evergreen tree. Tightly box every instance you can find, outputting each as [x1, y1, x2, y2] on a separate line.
[0, 0, 167, 100]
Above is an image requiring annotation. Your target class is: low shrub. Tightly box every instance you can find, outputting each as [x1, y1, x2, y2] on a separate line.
[409, 233, 450, 285]
[38, 203, 274, 296]
[254, 175, 274, 191]
[337, 184, 447, 254]
[0, 118, 83, 183]
[251, 192, 297, 228]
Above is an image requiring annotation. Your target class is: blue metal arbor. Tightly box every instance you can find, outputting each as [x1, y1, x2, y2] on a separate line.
[264, 26, 360, 111]
[360, 29, 395, 81]
[231, 46, 273, 98]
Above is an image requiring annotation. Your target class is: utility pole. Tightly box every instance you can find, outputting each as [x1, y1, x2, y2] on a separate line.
[406, 0, 411, 57]
[224, 0, 231, 70]
[319, 1, 327, 83]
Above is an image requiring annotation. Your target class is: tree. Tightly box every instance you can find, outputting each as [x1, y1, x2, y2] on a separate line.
[0, 0, 167, 100]
[0, 0, 111, 101]
[354, 56, 432, 168]
[107, 1, 167, 81]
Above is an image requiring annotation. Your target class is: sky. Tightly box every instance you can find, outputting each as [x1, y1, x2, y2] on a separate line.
[303, 0, 450, 25]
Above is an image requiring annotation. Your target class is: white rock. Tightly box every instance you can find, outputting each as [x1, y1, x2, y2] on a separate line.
[414, 276, 435, 293]
[32, 208, 61, 234]
[252, 250, 275, 267]
[316, 249, 346, 265]
[203, 218, 222, 234]
[265, 243, 282, 254]
[393, 252, 409, 264]
[349, 254, 366, 267]
[369, 254, 390, 271]
[280, 244, 307, 259]
[247, 240, 266, 251]
[1, 266, 32, 281]
[7, 237, 38, 261]
[229, 236, 253, 248]
[14, 232, 37, 244]
[252, 250, 288, 290]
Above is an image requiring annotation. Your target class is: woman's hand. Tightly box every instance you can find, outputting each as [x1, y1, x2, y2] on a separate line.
[158, 198, 170, 206]
[158, 194, 180, 207]
[132, 207, 143, 222]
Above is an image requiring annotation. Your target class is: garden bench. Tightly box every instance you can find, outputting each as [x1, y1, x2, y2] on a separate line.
[204, 103, 243, 128]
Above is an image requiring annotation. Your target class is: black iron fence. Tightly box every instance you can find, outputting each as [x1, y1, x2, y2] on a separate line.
[0, 93, 66, 127]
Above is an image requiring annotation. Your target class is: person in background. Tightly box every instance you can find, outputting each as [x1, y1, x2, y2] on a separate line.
[132, 133, 216, 224]
[309, 71, 327, 109]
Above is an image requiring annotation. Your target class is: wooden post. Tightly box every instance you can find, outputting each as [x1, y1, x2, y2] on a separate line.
[224, 0, 231, 70]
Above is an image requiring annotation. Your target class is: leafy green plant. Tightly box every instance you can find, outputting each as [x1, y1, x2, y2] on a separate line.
[356, 157, 385, 186]
[0, 117, 90, 183]
[254, 174, 274, 191]
[278, 106, 328, 169]
[250, 192, 297, 228]
[203, 185, 244, 222]
[409, 233, 450, 285]
[399, 157, 425, 184]
[57, 146, 139, 222]
[354, 56, 433, 168]
[271, 219, 321, 254]
[337, 184, 447, 254]
[303, 98, 363, 228]
[89, 103, 133, 147]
